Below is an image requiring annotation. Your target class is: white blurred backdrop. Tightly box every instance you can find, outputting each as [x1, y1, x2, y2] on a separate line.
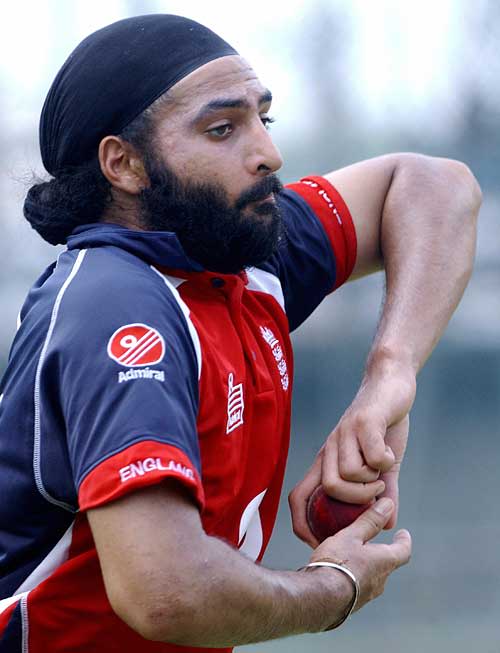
[1, 2, 499, 652]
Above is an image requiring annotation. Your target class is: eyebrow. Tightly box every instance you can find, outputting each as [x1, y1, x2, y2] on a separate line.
[191, 89, 273, 125]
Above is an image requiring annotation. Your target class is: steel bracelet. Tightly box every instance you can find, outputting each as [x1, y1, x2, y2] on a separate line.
[298, 561, 360, 630]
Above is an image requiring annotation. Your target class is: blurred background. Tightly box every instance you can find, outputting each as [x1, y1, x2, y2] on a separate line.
[1, 0, 499, 651]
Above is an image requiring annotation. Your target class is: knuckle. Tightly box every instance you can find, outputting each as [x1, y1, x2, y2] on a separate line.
[321, 478, 342, 496]
[345, 466, 379, 483]
[360, 513, 382, 531]
[364, 432, 386, 457]
[288, 487, 299, 506]
[292, 523, 300, 538]
[387, 548, 400, 568]
[350, 413, 370, 434]
[364, 448, 384, 468]
[388, 547, 409, 570]
[339, 464, 360, 482]
[361, 487, 381, 504]
[400, 547, 412, 566]
[324, 435, 337, 452]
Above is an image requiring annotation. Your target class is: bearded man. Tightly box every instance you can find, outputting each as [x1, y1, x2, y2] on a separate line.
[0, 14, 480, 652]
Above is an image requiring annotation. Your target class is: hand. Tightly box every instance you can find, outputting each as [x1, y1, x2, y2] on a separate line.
[289, 358, 415, 547]
[309, 498, 412, 614]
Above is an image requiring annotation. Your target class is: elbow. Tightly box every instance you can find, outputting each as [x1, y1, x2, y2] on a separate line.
[391, 153, 481, 281]
[435, 159, 481, 285]
[396, 153, 482, 216]
[108, 586, 197, 644]
[439, 158, 482, 217]
[434, 158, 481, 280]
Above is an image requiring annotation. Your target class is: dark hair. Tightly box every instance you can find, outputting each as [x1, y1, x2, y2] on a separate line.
[23, 94, 170, 245]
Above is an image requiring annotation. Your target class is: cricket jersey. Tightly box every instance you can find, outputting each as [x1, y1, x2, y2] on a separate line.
[0, 176, 356, 652]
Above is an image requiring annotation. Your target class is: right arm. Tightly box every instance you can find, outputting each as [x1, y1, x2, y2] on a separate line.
[88, 483, 411, 647]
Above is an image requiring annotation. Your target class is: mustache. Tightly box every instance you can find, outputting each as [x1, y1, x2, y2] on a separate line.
[235, 174, 283, 210]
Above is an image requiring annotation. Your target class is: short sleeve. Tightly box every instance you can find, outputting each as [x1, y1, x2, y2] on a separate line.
[262, 176, 357, 332]
[43, 249, 204, 512]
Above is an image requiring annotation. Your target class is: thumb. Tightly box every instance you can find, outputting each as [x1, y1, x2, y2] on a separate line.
[348, 497, 394, 543]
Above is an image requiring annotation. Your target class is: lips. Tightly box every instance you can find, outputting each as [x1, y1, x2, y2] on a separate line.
[254, 192, 275, 203]
[235, 174, 283, 211]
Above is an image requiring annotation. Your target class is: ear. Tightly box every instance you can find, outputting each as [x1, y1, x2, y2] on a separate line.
[98, 136, 148, 195]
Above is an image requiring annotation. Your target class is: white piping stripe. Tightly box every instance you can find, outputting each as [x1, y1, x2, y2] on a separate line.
[21, 593, 29, 653]
[0, 591, 29, 615]
[125, 336, 161, 366]
[246, 268, 285, 310]
[0, 522, 74, 642]
[118, 328, 155, 363]
[150, 267, 202, 380]
[163, 276, 185, 289]
[15, 523, 74, 595]
[33, 249, 87, 511]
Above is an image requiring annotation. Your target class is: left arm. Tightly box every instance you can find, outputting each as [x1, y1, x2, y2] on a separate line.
[289, 153, 481, 545]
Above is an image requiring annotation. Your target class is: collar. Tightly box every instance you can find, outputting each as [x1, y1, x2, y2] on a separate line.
[66, 223, 204, 272]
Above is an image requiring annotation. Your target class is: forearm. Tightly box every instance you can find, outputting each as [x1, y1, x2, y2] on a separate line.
[92, 484, 354, 647]
[139, 532, 353, 647]
[300, 155, 480, 515]
[369, 154, 481, 376]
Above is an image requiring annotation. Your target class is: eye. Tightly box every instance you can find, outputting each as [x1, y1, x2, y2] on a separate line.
[206, 123, 233, 138]
[261, 116, 276, 130]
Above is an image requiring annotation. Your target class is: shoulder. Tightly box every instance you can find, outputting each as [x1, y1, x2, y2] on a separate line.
[60, 246, 167, 300]
[55, 246, 185, 325]
[46, 247, 199, 371]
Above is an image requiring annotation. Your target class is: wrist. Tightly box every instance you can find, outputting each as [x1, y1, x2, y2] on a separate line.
[295, 563, 357, 631]
[365, 345, 417, 387]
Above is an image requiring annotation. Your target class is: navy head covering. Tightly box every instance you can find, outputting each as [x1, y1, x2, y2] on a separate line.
[40, 14, 238, 175]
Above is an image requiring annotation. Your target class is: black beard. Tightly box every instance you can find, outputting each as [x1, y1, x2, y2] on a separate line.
[138, 157, 285, 274]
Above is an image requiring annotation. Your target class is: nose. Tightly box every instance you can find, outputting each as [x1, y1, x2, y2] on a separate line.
[246, 119, 283, 176]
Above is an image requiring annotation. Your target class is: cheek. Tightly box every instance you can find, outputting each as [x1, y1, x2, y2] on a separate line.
[168, 147, 247, 201]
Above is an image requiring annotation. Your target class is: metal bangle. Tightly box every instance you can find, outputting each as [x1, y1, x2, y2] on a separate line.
[298, 561, 360, 630]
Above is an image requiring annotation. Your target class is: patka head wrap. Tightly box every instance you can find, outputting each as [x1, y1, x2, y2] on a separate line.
[40, 14, 238, 175]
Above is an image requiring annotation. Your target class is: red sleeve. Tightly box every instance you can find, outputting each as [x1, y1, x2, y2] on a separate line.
[286, 176, 357, 290]
[78, 440, 205, 511]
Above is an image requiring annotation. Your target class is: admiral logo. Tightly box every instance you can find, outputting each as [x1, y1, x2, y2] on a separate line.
[119, 457, 195, 483]
[108, 323, 165, 367]
[118, 367, 165, 383]
[226, 372, 245, 434]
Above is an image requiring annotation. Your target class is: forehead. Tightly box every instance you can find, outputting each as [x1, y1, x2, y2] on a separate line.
[167, 55, 269, 111]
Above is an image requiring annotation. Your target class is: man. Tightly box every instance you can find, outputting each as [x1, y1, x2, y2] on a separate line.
[0, 14, 480, 652]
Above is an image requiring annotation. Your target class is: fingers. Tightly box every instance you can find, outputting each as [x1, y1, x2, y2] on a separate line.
[337, 432, 382, 483]
[379, 467, 399, 529]
[347, 497, 394, 543]
[310, 499, 411, 612]
[322, 477, 385, 504]
[384, 417, 410, 465]
[377, 418, 408, 528]
[339, 416, 395, 475]
[322, 436, 385, 503]
[389, 529, 412, 568]
[288, 456, 322, 548]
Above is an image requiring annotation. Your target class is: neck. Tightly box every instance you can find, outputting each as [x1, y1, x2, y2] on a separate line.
[101, 190, 144, 230]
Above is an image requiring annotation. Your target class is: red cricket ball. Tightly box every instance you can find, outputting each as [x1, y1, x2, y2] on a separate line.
[306, 486, 373, 542]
